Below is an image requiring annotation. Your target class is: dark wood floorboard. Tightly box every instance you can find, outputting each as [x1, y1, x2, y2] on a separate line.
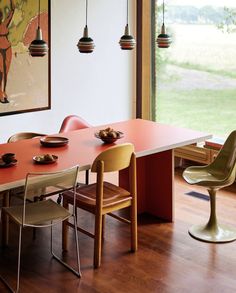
[1, 168, 236, 292]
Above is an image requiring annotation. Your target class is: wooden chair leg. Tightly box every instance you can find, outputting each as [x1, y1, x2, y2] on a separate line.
[62, 198, 69, 251]
[102, 215, 105, 240]
[131, 201, 137, 252]
[1, 191, 10, 246]
[94, 212, 103, 268]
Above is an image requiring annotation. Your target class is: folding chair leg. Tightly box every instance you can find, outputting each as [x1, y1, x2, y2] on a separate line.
[73, 214, 82, 276]
[51, 220, 81, 277]
[16, 226, 23, 292]
[62, 199, 69, 251]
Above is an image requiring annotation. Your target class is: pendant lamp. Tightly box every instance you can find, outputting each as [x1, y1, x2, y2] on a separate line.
[77, 0, 95, 53]
[29, 0, 48, 57]
[156, 0, 171, 48]
[119, 0, 136, 50]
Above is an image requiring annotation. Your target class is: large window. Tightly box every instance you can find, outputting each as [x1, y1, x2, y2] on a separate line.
[154, 0, 236, 138]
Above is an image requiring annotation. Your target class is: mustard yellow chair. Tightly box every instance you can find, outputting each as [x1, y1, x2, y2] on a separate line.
[183, 130, 236, 243]
[62, 143, 137, 268]
[0, 167, 81, 293]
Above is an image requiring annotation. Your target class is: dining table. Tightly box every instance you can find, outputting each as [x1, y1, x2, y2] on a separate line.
[0, 119, 211, 245]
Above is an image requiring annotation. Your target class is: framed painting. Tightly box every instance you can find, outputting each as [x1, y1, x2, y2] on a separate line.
[0, 0, 50, 116]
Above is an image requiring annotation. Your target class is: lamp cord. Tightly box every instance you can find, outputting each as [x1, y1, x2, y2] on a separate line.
[86, 0, 88, 26]
[38, 0, 41, 27]
[127, 0, 129, 25]
[163, 0, 165, 24]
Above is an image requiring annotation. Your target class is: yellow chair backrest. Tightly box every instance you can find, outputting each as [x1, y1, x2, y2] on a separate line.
[91, 143, 135, 173]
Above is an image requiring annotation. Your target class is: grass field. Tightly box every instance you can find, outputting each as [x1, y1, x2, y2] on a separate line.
[157, 89, 236, 138]
[156, 24, 236, 138]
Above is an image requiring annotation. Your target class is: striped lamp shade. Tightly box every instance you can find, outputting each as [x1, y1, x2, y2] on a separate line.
[29, 27, 48, 57]
[77, 25, 95, 53]
[156, 24, 171, 48]
[119, 24, 136, 50]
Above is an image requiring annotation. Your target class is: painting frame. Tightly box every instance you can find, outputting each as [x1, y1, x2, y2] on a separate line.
[0, 0, 51, 117]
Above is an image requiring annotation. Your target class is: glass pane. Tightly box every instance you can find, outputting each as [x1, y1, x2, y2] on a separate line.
[155, 0, 236, 139]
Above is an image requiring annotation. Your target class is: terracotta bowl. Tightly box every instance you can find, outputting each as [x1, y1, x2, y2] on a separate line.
[95, 132, 124, 144]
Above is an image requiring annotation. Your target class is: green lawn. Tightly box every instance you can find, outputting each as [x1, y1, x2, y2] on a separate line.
[156, 24, 236, 138]
[157, 89, 236, 138]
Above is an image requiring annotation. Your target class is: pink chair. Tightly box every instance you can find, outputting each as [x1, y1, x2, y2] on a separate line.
[59, 115, 91, 133]
[59, 115, 92, 185]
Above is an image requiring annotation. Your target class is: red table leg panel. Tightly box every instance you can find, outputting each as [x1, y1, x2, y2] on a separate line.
[119, 150, 174, 222]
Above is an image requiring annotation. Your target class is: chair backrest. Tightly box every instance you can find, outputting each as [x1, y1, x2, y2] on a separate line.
[59, 115, 91, 133]
[209, 130, 236, 185]
[91, 143, 136, 208]
[91, 143, 135, 173]
[8, 132, 46, 143]
[21, 166, 79, 226]
[24, 167, 79, 199]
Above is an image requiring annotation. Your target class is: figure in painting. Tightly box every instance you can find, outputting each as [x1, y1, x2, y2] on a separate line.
[0, 0, 15, 103]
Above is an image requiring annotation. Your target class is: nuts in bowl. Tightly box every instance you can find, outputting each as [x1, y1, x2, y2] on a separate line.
[33, 154, 58, 164]
[95, 127, 124, 144]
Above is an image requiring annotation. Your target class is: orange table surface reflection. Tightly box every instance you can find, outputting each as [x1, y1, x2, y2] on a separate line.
[0, 119, 211, 222]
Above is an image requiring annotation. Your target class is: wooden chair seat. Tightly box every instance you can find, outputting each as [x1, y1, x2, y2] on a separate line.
[64, 181, 132, 211]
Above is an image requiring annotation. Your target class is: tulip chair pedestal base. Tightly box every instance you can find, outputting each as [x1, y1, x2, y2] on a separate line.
[188, 223, 236, 243]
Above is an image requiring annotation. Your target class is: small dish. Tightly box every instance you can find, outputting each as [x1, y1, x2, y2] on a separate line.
[33, 154, 58, 164]
[0, 159, 17, 168]
[95, 131, 124, 144]
[2, 153, 16, 164]
[40, 136, 69, 147]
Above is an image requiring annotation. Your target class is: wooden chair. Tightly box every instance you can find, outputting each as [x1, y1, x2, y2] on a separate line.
[59, 115, 92, 185]
[7, 132, 46, 143]
[0, 167, 81, 293]
[62, 143, 137, 268]
[183, 130, 236, 243]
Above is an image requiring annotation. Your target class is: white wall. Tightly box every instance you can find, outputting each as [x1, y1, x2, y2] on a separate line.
[0, 0, 136, 143]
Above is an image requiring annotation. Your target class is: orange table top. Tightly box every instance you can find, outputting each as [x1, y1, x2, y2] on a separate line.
[0, 119, 211, 191]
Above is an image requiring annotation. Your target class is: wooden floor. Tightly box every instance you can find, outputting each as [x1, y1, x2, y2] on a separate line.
[1, 168, 236, 293]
